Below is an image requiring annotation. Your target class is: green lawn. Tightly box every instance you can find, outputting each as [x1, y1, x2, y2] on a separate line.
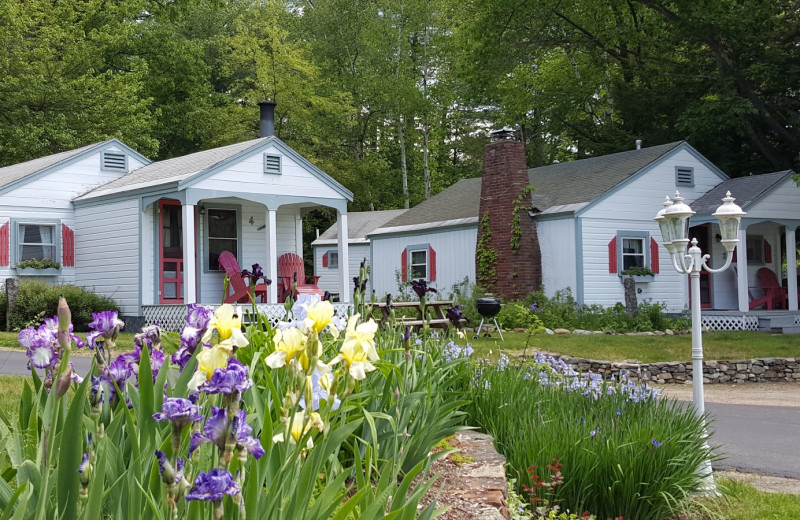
[458, 330, 799, 363]
[693, 478, 800, 519]
[0, 330, 179, 355]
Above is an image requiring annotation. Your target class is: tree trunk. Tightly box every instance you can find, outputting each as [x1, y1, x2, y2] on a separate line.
[399, 120, 409, 209]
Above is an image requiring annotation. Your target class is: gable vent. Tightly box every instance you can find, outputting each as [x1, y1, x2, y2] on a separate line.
[102, 151, 128, 172]
[264, 154, 282, 174]
[675, 167, 694, 187]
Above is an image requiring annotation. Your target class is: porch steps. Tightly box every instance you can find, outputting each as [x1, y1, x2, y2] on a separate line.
[757, 314, 800, 334]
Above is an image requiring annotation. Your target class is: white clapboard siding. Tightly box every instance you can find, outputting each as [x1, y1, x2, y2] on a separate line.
[313, 243, 367, 298]
[576, 149, 726, 312]
[0, 145, 147, 209]
[370, 226, 477, 299]
[74, 199, 141, 315]
[191, 144, 341, 201]
[537, 218, 577, 297]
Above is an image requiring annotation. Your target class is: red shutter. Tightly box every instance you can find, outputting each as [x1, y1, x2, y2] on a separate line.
[764, 240, 772, 263]
[649, 237, 659, 274]
[608, 236, 618, 273]
[429, 246, 436, 281]
[732, 247, 737, 263]
[322, 252, 328, 268]
[62, 224, 75, 267]
[401, 248, 408, 282]
[0, 222, 8, 266]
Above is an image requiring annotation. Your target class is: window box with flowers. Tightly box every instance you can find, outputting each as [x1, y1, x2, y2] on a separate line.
[15, 258, 62, 276]
[620, 266, 655, 283]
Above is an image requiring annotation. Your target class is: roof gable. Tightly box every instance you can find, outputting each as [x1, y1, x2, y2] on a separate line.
[0, 139, 150, 196]
[689, 170, 794, 215]
[76, 137, 352, 202]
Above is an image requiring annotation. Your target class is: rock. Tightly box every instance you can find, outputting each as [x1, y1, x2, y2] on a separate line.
[665, 329, 674, 335]
[573, 329, 592, 335]
[658, 372, 673, 380]
[554, 328, 571, 334]
[545, 328, 554, 335]
[751, 365, 765, 375]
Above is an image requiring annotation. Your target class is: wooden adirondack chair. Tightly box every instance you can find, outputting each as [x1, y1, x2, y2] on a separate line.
[218, 251, 268, 304]
[749, 267, 787, 310]
[277, 252, 323, 302]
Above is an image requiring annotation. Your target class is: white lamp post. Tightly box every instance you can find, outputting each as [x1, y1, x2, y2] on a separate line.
[654, 190, 745, 494]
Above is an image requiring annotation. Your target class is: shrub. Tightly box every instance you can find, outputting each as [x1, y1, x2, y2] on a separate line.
[0, 280, 120, 331]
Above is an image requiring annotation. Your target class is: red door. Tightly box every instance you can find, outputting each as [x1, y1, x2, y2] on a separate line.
[689, 224, 712, 309]
[159, 200, 184, 304]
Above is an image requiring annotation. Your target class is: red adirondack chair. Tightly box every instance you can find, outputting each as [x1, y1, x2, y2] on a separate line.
[218, 251, 268, 304]
[277, 252, 323, 302]
[749, 267, 787, 310]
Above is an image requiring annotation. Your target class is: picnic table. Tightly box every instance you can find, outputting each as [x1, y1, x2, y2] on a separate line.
[371, 300, 456, 330]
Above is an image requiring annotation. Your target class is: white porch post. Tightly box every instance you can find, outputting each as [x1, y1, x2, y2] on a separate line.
[266, 209, 278, 303]
[181, 204, 197, 304]
[337, 211, 350, 303]
[295, 213, 303, 256]
[736, 227, 749, 312]
[787, 227, 798, 310]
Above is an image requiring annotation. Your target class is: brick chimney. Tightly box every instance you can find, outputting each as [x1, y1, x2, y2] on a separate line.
[475, 130, 542, 299]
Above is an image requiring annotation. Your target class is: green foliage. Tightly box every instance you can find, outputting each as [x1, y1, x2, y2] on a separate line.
[463, 359, 712, 520]
[620, 266, 655, 277]
[476, 213, 498, 289]
[0, 281, 120, 332]
[510, 186, 534, 252]
[15, 259, 61, 270]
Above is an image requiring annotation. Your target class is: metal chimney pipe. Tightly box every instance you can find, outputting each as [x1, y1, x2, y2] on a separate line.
[635, 139, 642, 150]
[258, 101, 277, 137]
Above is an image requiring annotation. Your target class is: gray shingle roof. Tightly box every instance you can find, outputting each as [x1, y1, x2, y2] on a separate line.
[313, 209, 408, 243]
[0, 142, 99, 189]
[77, 137, 270, 199]
[689, 170, 794, 214]
[376, 141, 684, 230]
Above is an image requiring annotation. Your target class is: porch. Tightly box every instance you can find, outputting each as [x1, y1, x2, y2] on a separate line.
[701, 310, 800, 333]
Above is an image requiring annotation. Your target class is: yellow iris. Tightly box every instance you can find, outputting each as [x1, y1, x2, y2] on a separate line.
[201, 304, 248, 348]
[197, 345, 231, 380]
[265, 327, 308, 369]
[271, 410, 325, 448]
[303, 299, 339, 339]
[332, 314, 379, 380]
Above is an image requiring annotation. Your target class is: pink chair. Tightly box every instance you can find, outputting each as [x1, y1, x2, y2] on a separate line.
[277, 253, 323, 302]
[749, 267, 787, 310]
[218, 251, 268, 304]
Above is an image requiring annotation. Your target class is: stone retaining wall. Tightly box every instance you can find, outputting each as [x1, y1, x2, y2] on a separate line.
[557, 355, 800, 384]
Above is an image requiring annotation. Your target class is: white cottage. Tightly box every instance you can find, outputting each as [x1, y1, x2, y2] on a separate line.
[311, 209, 406, 300]
[368, 136, 800, 330]
[0, 103, 355, 329]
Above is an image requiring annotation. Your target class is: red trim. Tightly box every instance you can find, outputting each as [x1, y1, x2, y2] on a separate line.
[61, 224, 75, 266]
[732, 247, 737, 263]
[429, 246, 436, 281]
[764, 240, 772, 263]
[322, 252, 328, 268]
[0, 222, 9, 266]
[401, 248, 408, 282]
[649, 237, 659, 274]
[608, 236, 618, 273]
[159, 200, 184, 304]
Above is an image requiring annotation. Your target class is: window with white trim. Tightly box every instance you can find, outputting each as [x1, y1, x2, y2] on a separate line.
[746, 236, 764, 264]
[621, 237, 646, 270]
[17, 222, 57, 262]
[327, 250, 339, 268]
[410, 249, 428, 279]
[206, 208, 239, 271]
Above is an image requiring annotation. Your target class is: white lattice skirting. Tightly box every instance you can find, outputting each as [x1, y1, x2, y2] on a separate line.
[701, 314, 760, 331]
[143, 303, 354, 332]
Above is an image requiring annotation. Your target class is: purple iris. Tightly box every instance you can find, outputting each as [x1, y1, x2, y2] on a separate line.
[186, 304, 214, 330]
[445, 305, 469, 327]
[88, 311, 124, 338]
[530, 302, 539, 313]
[134, 325, 161, 349]
[353, 276, 366, 292]
[19, 324, 59, 370]
[172, 326, 204, 369]
[185, 468, 240, 502]
[411, 279, 437, 299]
[189, 408, 264, 459]
[153, 397, 204, 429]
[652, 439, 663, 448]
[78, 453, 90, 475]
[204, 358, 252, 395]
[299, 368, 340, 412]
[241, 263, 266, 284]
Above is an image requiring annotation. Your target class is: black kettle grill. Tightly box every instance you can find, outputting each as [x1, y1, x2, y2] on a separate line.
[474, 297, 504, 340]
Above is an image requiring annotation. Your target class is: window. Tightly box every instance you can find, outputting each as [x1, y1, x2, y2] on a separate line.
[746, 236, 764, 264]
[609, 231, 659, 275]
[621, 237, 645, 270]
[264, 154, 282, 174]
[17, 222, 57, 263]
[675, 166, 694, 187]
[102, 151, 128, 172]
[410, 249, 428, 279]
[327, 250, 339, 268]
[206, 208, 238, 271]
